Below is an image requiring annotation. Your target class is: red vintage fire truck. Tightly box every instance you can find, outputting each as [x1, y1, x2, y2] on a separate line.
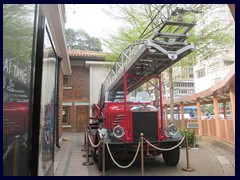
[88, 6, 199, 171]
[91, 86, 182, 170]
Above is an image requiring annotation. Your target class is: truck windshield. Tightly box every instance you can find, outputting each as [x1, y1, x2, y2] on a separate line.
[134, 92, 150, 102]
[105, 91, 150, 102]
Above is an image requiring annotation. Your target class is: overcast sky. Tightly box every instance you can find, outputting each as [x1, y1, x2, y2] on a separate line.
[65, 4, 121, 39]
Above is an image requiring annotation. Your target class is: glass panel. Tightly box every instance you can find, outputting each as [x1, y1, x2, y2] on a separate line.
[62, 106, 70, 125]
[3, 4, 37, 176]
[38, 27, 57, 175]
[63, 75, 70, 86]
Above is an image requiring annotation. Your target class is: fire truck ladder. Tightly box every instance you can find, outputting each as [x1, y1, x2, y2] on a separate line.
[103, 6, 200, 101]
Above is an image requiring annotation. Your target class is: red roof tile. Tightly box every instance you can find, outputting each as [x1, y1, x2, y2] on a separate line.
[68, 49, 107, 58]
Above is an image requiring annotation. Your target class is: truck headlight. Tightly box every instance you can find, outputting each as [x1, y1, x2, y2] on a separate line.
[165, 124, 178, 137]
[113, 125, 125, 138]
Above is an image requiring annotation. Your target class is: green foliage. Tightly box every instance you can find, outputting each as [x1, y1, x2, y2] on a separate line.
[105, 53, 120, 62]
[101, 4, 234, 127]
[65, 28, 75, 49]
[175, 5, 234, 67]
[201, 104, 214, 116]
[103, 4, 234, 64]
[65, 28, 102, 51]
[3, 4, 35, 64]
[179, 128, 198, 148]
[102, 4, 164, 62]
[188, 21, 234, 63]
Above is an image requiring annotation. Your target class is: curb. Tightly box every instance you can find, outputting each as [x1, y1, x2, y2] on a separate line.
[199, 136, 235, 153]
[214, 139, 235, 154]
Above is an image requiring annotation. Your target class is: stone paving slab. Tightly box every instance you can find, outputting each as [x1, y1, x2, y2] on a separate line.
[54, 133, 235, 176]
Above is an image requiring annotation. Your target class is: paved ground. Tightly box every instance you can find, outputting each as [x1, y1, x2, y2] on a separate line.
[54, 133, 235, 176]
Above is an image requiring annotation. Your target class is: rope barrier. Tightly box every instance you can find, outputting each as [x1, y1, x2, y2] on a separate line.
[143, 135, 185, 151]
[3, 136, 27, 161]
[86, 129, 185, 172]
[87, 134, 102, 148]
[19, 139, 27, 148]
[106, 141, 141, 169]
[3, 142, 13, 161]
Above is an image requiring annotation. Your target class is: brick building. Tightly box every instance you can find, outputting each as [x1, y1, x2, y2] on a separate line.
[61, 49, 113, 133]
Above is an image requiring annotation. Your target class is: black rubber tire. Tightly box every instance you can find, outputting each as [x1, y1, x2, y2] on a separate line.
[162, 147, 180, 166]
[98, 144, 109, 171]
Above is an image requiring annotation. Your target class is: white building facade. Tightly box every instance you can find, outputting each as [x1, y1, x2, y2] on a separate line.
[193, 4, 235, 93]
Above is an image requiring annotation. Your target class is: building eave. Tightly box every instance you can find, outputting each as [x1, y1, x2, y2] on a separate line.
[40, 4, 71, 75]
[85, 61, 114, 68]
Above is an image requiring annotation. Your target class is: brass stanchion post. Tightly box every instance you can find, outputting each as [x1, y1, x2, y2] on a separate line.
[82, 130, 93, 166]
[140, 133, 144, 176]
[182, 129, 195, 171]
[13, 135, 19, 175]
[102, 136, 106, 176]
[81, 125, 87, 152]
[83, 128, 92, 158]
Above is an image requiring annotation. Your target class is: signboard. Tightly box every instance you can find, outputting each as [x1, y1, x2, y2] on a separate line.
[187, 122, 199, 129]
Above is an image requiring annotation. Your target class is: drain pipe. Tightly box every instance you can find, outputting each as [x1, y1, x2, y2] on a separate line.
[55, 56, 62, 148]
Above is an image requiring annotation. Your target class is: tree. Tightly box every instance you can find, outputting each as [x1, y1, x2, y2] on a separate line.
[102, 4, 191, 122]
[102, 4, 234, 121]
[201, 104, 214, 117]
[3, 4, 36, 64]
[166, 5, 234, 121]
[65, 28, 102, 51]
[103, 4, 166, 110]
[102, 5, 183, 122]
[177, 4, 234, 67]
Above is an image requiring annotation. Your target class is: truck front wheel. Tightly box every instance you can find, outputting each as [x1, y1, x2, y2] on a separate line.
[162, 147, 180, 166]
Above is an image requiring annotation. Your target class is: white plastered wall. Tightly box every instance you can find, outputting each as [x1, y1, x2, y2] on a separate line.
[86, 61, 114, 117]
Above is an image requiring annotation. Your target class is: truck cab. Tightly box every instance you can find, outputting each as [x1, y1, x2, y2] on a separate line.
[90, 89, 182, 171]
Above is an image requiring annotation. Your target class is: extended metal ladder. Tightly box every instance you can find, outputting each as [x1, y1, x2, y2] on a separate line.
[103, 6, 200, 101]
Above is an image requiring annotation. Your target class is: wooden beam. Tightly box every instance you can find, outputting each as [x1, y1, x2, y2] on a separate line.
[165, 105, 169, 125]
[180, 102, 185, 128]
[224, 119, 229, 141]
[163, 65, 234, 107]
[207, 119, 210, 137]
[223, 102, 227, 119]
[228, 4, 235, 20]
[213, 92, 220, 139]
[197, 98, 202, 136]
[230, 83, 235, 139]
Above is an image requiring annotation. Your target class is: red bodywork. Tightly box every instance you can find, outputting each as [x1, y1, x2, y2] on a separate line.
[90, 72, 182, 170]
[3, 102, 29, 135]
[92, 100, 166, 143]
[105, 102, 161, 142]
[91, 71, 167, 143]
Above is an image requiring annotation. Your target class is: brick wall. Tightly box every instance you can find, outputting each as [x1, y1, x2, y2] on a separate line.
[63, 66, 89, 102]
[63, 66, 90, 132]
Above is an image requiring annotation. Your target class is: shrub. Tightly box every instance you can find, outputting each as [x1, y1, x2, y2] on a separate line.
[179, 128, 198, 148]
